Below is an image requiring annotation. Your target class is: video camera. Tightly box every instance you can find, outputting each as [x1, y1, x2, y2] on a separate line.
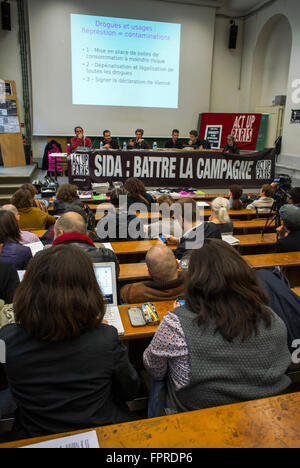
[273, 174, 292, 209]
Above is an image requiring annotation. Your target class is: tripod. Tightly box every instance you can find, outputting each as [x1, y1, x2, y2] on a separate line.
[261, 200, 281, 238]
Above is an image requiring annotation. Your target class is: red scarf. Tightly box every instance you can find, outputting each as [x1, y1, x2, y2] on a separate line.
[52, 232, 95, 247]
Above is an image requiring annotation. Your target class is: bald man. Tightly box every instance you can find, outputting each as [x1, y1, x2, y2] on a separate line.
[120, 244, 185, 304]
[1, 204, 40, 245]
[52, 212, 119, 275]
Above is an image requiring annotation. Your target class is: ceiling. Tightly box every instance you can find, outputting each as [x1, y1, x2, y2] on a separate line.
[155, 0, 274, 16]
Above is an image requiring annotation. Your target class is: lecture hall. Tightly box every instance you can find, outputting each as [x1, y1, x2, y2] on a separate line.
[0, 0, 300, 452]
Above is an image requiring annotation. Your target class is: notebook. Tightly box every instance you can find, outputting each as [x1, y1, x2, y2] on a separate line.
[222, 235, 240, 246]
[93, 263, 124, 335]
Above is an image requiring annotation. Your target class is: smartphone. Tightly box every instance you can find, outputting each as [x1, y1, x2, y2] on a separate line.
[176, 296, 185, 306]
[159, 234, 167, 244]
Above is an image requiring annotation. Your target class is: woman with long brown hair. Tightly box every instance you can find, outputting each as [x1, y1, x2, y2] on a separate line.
[144, 239, 291, 416]
[0, 245, 140, 440]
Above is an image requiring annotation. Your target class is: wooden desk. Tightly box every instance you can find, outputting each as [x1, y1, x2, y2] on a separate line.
[119, 252, 300, 282]
[109, 240, 176, 255]
[119, 301, 172, 340]
[233, 218, 275, 233]
[94, 209, 272, 222]
[2, 392, 300, 448]
[244, 252, 300, 269]
[294, 288, 300, 297]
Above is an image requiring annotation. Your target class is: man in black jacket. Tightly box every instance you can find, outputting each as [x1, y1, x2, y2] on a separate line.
[164, 129, 183, 149]
[100, 130, 119, 150]
[53, 212, 120, 276]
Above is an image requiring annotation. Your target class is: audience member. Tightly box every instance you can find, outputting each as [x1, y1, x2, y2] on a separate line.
[222, 135, 240, 154]
[20, 183, 48, 212]
[228, 184, 243, 210]
[10, 188, 56, 230]
[0, 210, 32, 270]
[100, 130, 119, 149]
[287, 187, 300, 209]
[275, 204, 300, 253]
[246, 184, 275, 210]
[1, 205, 40, 245]
[128, 129, 149, 150]
[0, 245, 140, 440]
[145, 194, 183, 238]
[71, 126, 92, 150]
[124, 178, 156, 213]
[143, 239, 291, 417]
[52, 212, 119, 274]
[53, 183, 84, 215]
[120, 245, 184, 304]
[257, 268, 300, 353]
[164, 129, 183, 149]
[97, 188, 144, 242]
[165, 197, 222, 260]
[209, 197, 234, 234]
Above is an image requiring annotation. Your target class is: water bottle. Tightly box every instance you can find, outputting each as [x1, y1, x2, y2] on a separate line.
[123, 141, 127, 151]
[153, 141, 158, 151]
[100, 141, 103, 150]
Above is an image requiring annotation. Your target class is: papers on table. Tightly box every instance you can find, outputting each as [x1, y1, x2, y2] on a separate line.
[102, 243, 113, 251]
[22, 430, 100, 449]
[222, 235, 240, 246]
[197, 201, 210, 208]
[18, 270, 26, 282]
[27, 241, 44, 257]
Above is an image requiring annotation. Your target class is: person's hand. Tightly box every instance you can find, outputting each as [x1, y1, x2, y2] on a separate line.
[129, 140, 135, 147]
[271, 182, 279, 188]
[137, 138, 144, 144]
[173, 301, 181, 309]
[103, 143, 111, 149]
[164, 235, 180, 245]
[276, 224, 288, 239]
[102, 318, 109, 325]
[188, 139, 193, 145]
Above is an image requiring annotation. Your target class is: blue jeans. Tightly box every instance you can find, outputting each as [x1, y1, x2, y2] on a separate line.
[0, 388, 16, 418]
[148, 379, 164, 418]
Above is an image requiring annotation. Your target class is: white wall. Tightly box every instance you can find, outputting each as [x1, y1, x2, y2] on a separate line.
[210, 17, 244, 113]
[239, 0, 300, 159]
[0, 0, 24, 123]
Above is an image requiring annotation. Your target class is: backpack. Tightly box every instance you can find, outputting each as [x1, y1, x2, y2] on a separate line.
[84, 204, 96, 231]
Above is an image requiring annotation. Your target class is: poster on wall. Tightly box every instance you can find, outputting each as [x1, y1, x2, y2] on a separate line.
[198, 113, 269, 151]
[291, 110, 300, 123]
[204, 125, 222, 149]
[0, 100, 17, 116]
[0, 82, 12, 97]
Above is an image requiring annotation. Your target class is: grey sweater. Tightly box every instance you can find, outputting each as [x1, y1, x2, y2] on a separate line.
[165, 305, 291, 412]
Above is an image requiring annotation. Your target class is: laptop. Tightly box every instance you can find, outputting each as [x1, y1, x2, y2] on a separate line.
[93, 262, 124, 335]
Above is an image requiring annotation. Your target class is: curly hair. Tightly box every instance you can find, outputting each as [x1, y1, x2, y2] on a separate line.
[56, 184, 79, 203]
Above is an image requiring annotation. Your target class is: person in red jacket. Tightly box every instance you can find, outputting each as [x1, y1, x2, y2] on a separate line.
[71, 126, 92, 150]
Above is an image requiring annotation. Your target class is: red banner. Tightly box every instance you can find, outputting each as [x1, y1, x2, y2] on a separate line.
[199, 113, 263, 151]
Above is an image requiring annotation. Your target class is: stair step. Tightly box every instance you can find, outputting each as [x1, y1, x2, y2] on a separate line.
[0, 184, 23, 195]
